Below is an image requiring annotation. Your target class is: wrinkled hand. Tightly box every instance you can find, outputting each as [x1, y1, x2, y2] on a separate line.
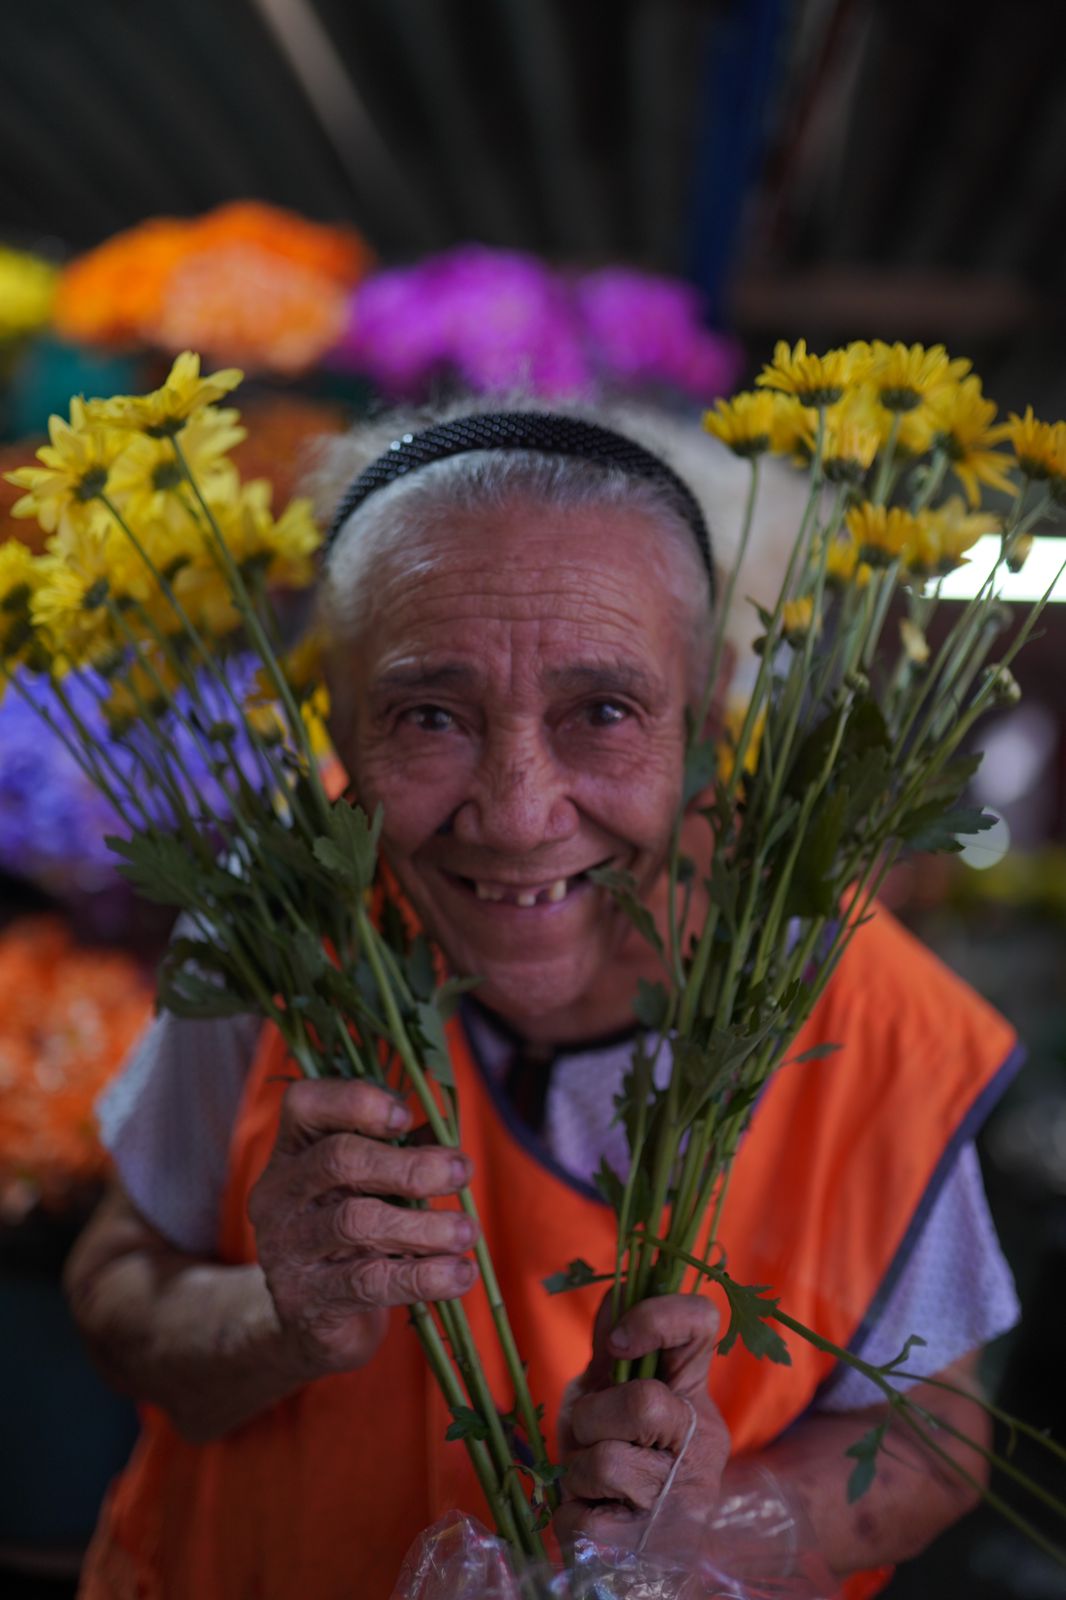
[248, 1079, 479, 1381]
[554, 1292, 730, 1551]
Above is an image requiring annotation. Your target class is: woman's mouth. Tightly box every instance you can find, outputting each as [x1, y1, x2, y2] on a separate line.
[443, 863, 609, 909]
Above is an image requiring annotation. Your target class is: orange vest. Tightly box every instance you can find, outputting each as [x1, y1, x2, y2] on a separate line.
[80, 906, 1017, 1600]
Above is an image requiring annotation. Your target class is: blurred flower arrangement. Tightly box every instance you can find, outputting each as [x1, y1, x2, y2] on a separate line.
[8, 213, 740, 406]
[0, 918, 152, 1222]
[4, 343, 1066, 1585]
[0, 245, 58, 344]
[52, 202, 374, 375]
[332, 244, 742, 400]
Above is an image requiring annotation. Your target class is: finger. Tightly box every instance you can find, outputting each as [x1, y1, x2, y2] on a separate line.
[570, 1379, 694, 1453]
[305, 1133, 473, 1204]
[553, 1499, 642, 1552]
[297, 1196, 478, 1261]
[279, 1078, 412, 1149]
[338, 1252, 479, 1308]
[563, 1440, 670, 1512]
[607, 1294, 718, 1396]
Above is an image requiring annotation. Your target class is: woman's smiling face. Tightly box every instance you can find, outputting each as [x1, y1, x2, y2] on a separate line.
[329, 500, 705, 1030]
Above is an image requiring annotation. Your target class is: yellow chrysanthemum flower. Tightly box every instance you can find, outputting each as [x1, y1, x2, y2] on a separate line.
[924, 497, 999, 575]
[0, 541, 49, 675]
[211, 482, 322, 588]
[30, 525, 155, 664]
[171, 559, 241, 640]
[781, 595, 819, 644]
[1006, 532, 1034, 574]
[993, 408, 1066, 480]
[0, 540, 40, 615]
[755, 339, 870, 408]
[867, 341, 971, 414]
[768, 395, 815, 463]
[95, 351, 243, 438]
[244, 701, 286, 745]
[107, 408, 246, 534]
[819, 392, 881, 483]
[899, 618, 930, 665]
[717, 700, 766, 788]
[0, 246, 58, 339]
[6, 399, 131, 539]
[822, 533, 872, 589]
[703, 392, 780, 457]
[102, 654, 179, 731]
[301, 682, 334, 761]
[927, 378, 1015, 505]
[845, 503, 917, 568]
[31, 555, 116, 665]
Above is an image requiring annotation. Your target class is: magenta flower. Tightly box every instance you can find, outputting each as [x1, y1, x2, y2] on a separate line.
[331, 246, 741, 404]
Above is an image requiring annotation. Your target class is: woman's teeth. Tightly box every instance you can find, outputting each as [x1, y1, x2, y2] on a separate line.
[473, 877, 570, 906]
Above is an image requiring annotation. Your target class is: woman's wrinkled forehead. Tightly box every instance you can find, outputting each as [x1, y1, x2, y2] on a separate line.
[333, 501, 698, 708]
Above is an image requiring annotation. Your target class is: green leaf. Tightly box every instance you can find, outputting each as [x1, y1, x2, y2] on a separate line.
[593, 1157, 625, 1216]
[898, 804, 996, 854]
[588, 867, 663, 956]
[913, 752, 982, 808]
[542, 1258, 614, 1295]
[784, 1041, 842, 1066]
[311, 836, 362, 887]
[706, 865, 740, 923]
[445, 1406, 490, 1443]
[784, 787, 849, 917]
[413, 1001, 455, 1088]
[845, 1422, 886, 1503]
[107, 832, 210, 910]
[786, 705, 846, 797]
[160, 967, 254, 1019]
[713, 1272, 792, 1366]
[406, 935, 436, 1002]
[434, 974, 481, 1020]
[633, 978, 670, 1032]
[683, 737, 717, 805]
[880, 1332, 927, 1374]
[318, 800, 382, 890]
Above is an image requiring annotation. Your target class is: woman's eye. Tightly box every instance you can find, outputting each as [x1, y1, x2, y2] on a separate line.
[585, 700, 629, 728]
[405, 704, 455, 733]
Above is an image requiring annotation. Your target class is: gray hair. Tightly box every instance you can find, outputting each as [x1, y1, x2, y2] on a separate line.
[308, 394, 803, 685]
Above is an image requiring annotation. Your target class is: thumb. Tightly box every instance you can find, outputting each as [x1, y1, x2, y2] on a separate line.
[605, 1293, 719, 1400]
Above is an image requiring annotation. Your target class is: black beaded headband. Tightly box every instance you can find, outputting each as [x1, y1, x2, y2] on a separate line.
[323, 411, 715, 595]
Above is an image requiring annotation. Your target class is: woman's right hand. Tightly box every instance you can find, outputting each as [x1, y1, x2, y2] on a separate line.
[248, 1078, 479, 1380]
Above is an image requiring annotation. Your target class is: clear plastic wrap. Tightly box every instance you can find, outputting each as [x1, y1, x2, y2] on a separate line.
[391, 1468, 840, 1599]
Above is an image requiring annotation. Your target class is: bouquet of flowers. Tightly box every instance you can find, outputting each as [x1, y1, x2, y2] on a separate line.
[2, 344, 1065, 1594]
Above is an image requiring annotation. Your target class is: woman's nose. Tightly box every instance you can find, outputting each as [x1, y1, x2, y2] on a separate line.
[452, 730, 577, 853]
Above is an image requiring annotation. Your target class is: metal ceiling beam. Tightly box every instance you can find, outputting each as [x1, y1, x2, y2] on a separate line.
[248, 0, 441, 245]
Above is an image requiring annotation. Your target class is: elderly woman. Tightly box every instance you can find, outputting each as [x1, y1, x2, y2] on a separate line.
[67, 403, 1019, 1600]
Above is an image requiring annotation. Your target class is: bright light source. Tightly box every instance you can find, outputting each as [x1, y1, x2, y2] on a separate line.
[959, 809, 1010, 870]
[934, 536, 1066, 603]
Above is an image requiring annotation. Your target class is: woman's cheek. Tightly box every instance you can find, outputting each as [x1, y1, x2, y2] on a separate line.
[356, 744, 470, 837]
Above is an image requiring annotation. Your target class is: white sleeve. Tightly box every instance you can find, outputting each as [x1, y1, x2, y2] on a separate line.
[816, 1142, 1020, 1411]
[96, 1008, 261, 1255]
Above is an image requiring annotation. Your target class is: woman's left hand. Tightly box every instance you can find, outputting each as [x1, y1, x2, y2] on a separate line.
[554, 1292, 731, 1550]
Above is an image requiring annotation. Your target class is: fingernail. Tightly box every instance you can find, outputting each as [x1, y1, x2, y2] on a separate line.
[454, 1217, 477, 1246]
[455, 1260, 476, 1287]
[450, 1157, 471, 1188]
[610, 1324, 630, 1352]
[387, 1101, 410, 1131]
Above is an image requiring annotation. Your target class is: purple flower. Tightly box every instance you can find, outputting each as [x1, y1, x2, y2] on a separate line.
[330, 245, 741, 403]
[0, 660, 264, 897]
[574, 268, 743, 399]
[335, 246, 591, 400]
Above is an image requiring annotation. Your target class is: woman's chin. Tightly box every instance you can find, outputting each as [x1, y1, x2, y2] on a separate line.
[451, 955, 601, 1034]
